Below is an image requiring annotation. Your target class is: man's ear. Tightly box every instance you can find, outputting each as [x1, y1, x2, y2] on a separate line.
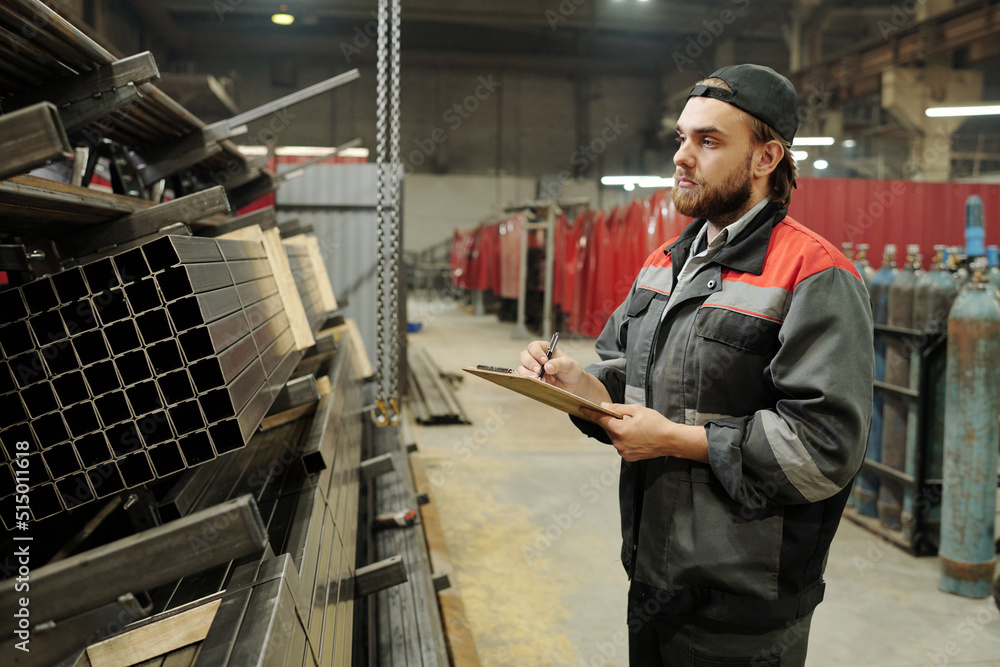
[753, 140, 784, 179]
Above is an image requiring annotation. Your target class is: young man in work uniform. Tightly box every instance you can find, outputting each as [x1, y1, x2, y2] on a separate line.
[518, 64, 874, 666]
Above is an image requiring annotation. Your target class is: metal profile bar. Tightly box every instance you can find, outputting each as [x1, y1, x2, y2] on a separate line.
[267, 376, 320, 415]
[253, 312, 289, 354]
[216, 238, 268, 262]
[268, 347, 303, 397]
[0, 102, 72, 181]
[136, 308, 173, 345]
[58, 188, 230, 260]
[0, 243, 40, 273]
[243, 293, 284, 332]
[195, 207, 277, 237]
[191, 560, 259, 667]
[200, 358, 267, 423]
[260, 327, 294, 378]
[156, 262, 235, 302]
[189, 333, 259, 393]
[228, 173, 277, 211]
[237, 275, 279, 308]
[278, 222, 314, 239]
[203, 70, 361, 142]
[273, 137, 363, 184]
[207, 380, 273, 451]
[179, 309, 251, 363]
[354, 556, 407, 598]
[227, 258, 273, 285]
[4, 51, 159, 111]
[112, 247, 152, 285]
[167, 285, 242, 332]
[56, 84, 146, 134]
[143, 234, 224, 271]
[105, 319, 143, 355]
[0, 494, 267, 634]
[139, 132, 225, 183]
[226, 555, 302, 667]
[123, 277, 161, 314]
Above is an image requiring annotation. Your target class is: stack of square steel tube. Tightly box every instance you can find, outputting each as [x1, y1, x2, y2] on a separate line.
[0, 235, 298, 527]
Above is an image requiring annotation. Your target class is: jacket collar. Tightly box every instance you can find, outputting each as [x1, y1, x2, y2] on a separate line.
[664, 200, 787, 276]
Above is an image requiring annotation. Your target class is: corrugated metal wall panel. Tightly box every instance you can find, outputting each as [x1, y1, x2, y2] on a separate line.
[790, 178, 1000, 266]
[276, 164, 380, 362]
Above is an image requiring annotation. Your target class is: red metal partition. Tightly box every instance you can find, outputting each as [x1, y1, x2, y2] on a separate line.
[451, 178, 1000, 337]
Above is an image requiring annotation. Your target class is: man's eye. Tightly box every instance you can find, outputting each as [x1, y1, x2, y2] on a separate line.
[674, 136, 684, 145]
[703, 138, 717, 147]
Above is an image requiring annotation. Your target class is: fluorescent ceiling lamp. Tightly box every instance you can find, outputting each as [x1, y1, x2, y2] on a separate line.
[272, 12, 294, 25]
[624, 183, 636, 191]
[926, 104, 1000, 117]
[792, 150, 809, 161]
[792, 137, 835, 146]
[237, 145, 370, 158]
[813, 159, 829, 170]
[842, 139, 857, 148]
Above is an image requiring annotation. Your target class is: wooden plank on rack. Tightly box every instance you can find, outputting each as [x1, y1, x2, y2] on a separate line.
[284, 236, 338, 312]
[86, 599, 220, 667]
[220, 225, 315, 350]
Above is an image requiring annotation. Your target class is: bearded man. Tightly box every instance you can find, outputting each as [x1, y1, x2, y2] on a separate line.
[518, 64, 873, 666]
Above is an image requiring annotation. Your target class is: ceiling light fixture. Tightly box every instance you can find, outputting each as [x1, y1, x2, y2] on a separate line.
[925, 104, 1000, 117]
[791, 150, 809, 161]
[272, 5, 294, 25]
[792, 137, 835, 146]
[813, 159, 829, 170]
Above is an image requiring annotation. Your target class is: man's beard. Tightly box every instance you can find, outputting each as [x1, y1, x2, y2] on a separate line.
[671, 155, 754, 225]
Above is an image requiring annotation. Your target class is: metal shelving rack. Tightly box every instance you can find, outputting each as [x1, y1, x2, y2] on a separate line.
[843, 323, 944, 555]
[0, 3, 432, 666]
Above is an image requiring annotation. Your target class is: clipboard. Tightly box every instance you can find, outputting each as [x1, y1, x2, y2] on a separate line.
[463, 366, 623, 423]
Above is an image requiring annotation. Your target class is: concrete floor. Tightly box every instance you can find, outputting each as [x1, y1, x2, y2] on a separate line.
[406, 295, 1000, 667]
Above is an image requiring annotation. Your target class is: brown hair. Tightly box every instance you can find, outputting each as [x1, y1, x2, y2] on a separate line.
[697, 77, 798, 205]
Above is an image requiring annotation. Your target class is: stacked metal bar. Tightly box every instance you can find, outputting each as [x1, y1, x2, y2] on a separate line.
[0, 235, 299, 527]
[0, 0, 251, 178]
[149, 337, 364, 666]
[283, 239, 327, 334]
[407, 345, 471, 425]
[371, 427, 449, 666]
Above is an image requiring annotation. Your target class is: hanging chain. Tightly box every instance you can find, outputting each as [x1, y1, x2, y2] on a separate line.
[387, 0, 402, 405]
[372, 0, 401, 426]
[372, 0, 393, 426]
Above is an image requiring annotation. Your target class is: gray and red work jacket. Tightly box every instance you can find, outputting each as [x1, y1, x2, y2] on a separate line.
[574, 201, 874, 627]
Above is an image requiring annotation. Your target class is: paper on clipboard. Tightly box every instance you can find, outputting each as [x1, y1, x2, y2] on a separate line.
[462, 366, 623, 423]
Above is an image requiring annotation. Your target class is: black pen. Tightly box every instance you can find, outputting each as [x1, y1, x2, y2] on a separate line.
[538, 331, 559, 380]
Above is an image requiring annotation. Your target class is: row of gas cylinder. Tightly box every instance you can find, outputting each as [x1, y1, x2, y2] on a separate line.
[846, 195, 1000, 599]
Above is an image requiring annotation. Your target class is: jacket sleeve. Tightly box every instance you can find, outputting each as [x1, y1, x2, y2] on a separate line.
[568, 293, 631, 443]
[704, 266, 874, 507]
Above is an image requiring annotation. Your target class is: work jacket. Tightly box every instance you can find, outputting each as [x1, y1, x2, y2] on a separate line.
[574, 201, 874, 627]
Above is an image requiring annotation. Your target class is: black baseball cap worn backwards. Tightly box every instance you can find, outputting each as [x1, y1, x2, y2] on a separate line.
[687, 64, 799, 144]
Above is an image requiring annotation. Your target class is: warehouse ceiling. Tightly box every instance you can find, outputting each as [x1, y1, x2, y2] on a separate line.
[119, 0, 898, 77]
